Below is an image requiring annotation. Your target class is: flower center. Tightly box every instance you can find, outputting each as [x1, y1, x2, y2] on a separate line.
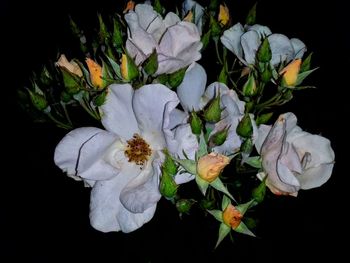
[124, 134, 152, 165]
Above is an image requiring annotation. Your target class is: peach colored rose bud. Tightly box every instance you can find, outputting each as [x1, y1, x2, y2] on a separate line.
[197, 153, 230, 183]
[222, 203, 243, 229]
[56, 54, 83, 77]
[218, 4, 230, 26]
[86, 58, 103, 88]
[183, 10, 194, 23]
[123, 0, 135, 13]
[280, 59, 302, 86]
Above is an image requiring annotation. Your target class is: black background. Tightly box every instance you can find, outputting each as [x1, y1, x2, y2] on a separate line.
[1, 0, 348, 262]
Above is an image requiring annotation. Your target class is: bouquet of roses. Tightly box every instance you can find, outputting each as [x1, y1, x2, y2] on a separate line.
[19, 0, 335, 248]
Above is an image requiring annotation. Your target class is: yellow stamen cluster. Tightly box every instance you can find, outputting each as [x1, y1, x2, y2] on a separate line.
[124, 134, 152, 165]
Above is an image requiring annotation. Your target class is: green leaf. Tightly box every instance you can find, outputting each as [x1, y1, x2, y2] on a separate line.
[207, 209, 223, 222]
[27, 88, 48, 111]
[221, 195, 231, 210]
[218, 64, 227, 85]
[197, 133, 208, 159]
[175, 158, 197, 175]
[295, 67, 318, 86]
[252, 178, 266, 203]
[168, 66, 188, 89]
[244, 156, 262, 169]
[106, 55, 122, 79]
[246, 3, 257, 26]
[234, 221, 255, 237]
[257, 37, 272, 63]
[256, 112, 273, 125]
[93, 90, 108, 106]
[236, 199, 255, 215]
[210, 178, 234, 200]
[112, 17, 123, 52]
[300, 52, 313, 73]
[195, 175, 209, 196]
[215, 223, 231, 248]
[201, 30, 211, 51]
[142, 49, 158, 76]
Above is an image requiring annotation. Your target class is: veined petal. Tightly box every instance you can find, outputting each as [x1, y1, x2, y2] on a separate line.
[177, 63, 207, 111]
[134, 3, 160, 32]
[255, 124, 271, 154]
[290, 38, 307, 59]
[247, 24, 272, 38]
[54, 127, 117, 179]
[298, 163, 334, 190]
[133, 84, 179, 137]
[168, 108, 188, 130]
[268, 34, 294, 65]
[241, 30, 261, 65]
[220, 23, 245, 62]
[100, 84, 139, 139]
[89, 165, 156, 233]
[120, 154, 162, 213]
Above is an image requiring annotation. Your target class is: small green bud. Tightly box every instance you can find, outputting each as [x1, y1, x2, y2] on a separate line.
[40, 66, 52, 85]
[236, 114, 253, 138]
[154, 0, 164, 15]
[200, 199, 216, 210]
[121, 53, 139, 81]
[210, 126, 229, 146]
[203, 95, 221, 123]
[240, 137, 253, 154]
[218, 64, 228, 85]
[27, 88, 48, 111]
[163, 150, 177, 176]
[60, 91, 72, 103]
[261, 63, 273, 83]
[93, 90, 108, 106]
[245, 3, 257, 26]
[189, 111, 203, 135]
[61, 69, 81, 94]
[257, 38, 272, 63]
[245, 101, 254, 113]
[155, 73, 168, 85]
[168, 66, 188, 89]
[256, 112, 273, 125]
[209, 0, 219, 14]
[252, 179, 266, 203]
[142, 49, 158, 76]
[176, 199, 196, 214]
[243, 74, 257, 97]
[159, 169, 178, 199]
[98, 13, 109, 43]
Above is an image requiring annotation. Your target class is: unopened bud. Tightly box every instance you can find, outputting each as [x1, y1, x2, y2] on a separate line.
[203, 95, 221, 123]
[236, 114, 253, 138]
[190, 111, 203, 135]
[242, 74, 257, 97]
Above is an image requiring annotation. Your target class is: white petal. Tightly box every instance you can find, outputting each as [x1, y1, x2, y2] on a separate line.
[247, 24, 272, 37]
[220, 23, 245, 62]
[54, 127, 117, 180]
[157, 22, 202, 74]
[255, 124, 271, 154]
[125, 11, 157, 63]
[135, 4, 161, 32]
[241, 30, 261, 65]
[276, 160, 300, 190]
[177, 62, 207, 112]
[298, 163, 334, 190]
[268, 34, 294, 65]
[174, 172, 195, 184]
[89, 165, 156, 233]
[166, 123, 198, 159]
[120, 155, 162, 213]
[279, 142, 302, 174]
[291, 133, 335, 168]
[163, 12, 181, 28]
[132, 84, 179, 138]
[101, 84, 139, 139]
[290, 38, 307, 59]
[168, 108, 188, 130]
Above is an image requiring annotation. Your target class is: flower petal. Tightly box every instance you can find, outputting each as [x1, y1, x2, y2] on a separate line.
[168, 108, 188, 130]
[241, 30, 261, 65]
[247, 24, 272, 37]
[157, 22, 202, 74]
[298, 163, 334, 190]
[268, 34, 294, 65]
[120, 155, 162, 213]
[89, 166, 156, 233]
[174, 172, 195, 184]
[177, 63, 207, 112]
[101, 84, 139, 139]
[132, 84, 179, 139]
[255, 124, 271, 154]
[290, 38, 307, 59]
[54, 127, 118, 180]
[220, 23, 245, 62]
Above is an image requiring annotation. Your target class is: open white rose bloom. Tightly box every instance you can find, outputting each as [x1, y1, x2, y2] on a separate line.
[54, 84, 197, 232]
[21, 0, 336, 248]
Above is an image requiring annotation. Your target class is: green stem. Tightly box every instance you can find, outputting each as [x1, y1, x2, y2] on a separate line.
[47, 112, 72, 130]
[214, 38, 223, 65]
[61, 102, 73, 126]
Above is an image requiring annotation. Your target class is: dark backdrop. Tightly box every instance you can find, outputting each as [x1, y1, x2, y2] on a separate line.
[1, 0, 348, 262]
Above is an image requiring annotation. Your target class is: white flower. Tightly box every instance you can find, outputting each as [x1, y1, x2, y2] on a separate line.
[125, 3, 202, 75]
[54, 84, 197, 233]
[177, 63, 256, 155]
[221, 23, 306, 66]
[255, 112, 335, 196]
[182, 0, 204, 35]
